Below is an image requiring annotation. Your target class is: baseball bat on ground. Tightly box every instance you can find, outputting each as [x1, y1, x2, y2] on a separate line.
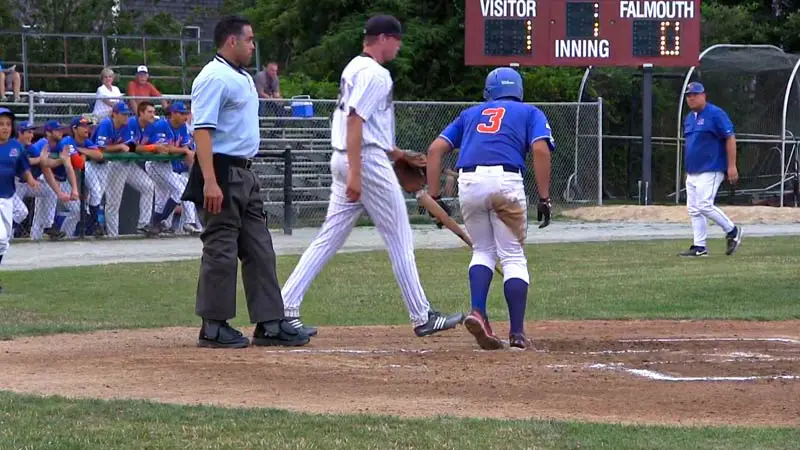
[415, 190, 503, 276]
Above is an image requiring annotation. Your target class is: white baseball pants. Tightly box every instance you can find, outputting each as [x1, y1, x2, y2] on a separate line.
[281, 147, 432, 326]
[105, 162, 154, 236]
[13, 176, 57, 240]
[686, 171, 735, 248]
[458, 166, 529, 283]
[153, 171, 198, 230]
[53, 180, 81, 237]
[0, 197, 14, 256]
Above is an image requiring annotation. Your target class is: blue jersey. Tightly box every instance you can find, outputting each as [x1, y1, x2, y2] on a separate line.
[683, 102, 734, 174]
[92, 117, 134, 149]
[54, 136, 97, 182]
[147, 118, 193, 173]
[127, 117, 160, 145]
[0, 139, 31, 198]
[20, 138, 50, 180]
[439, 100, 555, 170]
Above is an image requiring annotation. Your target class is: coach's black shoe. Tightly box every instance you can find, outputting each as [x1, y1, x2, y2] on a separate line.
[253, 319, 311, 347]
[678, 246, 708, 257]
[414, 310, 465, 337]
[726, 226, 743, 256]
[197, 319, 250, 348]
[287, 317, 318, 337]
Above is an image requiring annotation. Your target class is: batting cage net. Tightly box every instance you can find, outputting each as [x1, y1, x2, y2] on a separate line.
[9, 93, 602, 240]
[677, 45, 800, 206]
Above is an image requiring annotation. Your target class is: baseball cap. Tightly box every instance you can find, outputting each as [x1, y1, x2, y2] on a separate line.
[0, 107, 14, 120]
[16, 120, 36, 132]
[364, 14, 402, 37]
[167, 101, 188, 114]
[112, 102, 132, 115]
[71, 116, 94, 128]
[44, 120, 68, 132]
[685, 82, 705, 94]
[137, 65, 149, 74]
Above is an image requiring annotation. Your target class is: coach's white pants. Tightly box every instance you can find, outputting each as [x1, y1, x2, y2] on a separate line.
[281, 148, 431, 326]
[686, 171, 735, 248]
[458, 166, 529, 283]
[13, 176, 57, 239]
[0, 197, 14, 256]
[105, 162, 154, 236]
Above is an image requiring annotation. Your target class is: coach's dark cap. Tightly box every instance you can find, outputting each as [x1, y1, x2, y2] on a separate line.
[364, 14, 402, 37]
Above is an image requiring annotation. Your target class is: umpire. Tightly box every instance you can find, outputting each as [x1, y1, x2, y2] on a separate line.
[183, 15, 310, 348]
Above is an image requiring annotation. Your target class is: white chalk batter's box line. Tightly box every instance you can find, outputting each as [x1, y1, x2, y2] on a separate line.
[547, 362, 800, 382]
[254, 337, 800, 359]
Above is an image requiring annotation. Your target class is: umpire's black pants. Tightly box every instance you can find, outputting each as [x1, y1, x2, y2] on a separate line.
[195, 164, 284, 323]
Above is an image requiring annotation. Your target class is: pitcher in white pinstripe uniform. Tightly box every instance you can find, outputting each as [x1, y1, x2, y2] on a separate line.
[281, 14, 465, 337]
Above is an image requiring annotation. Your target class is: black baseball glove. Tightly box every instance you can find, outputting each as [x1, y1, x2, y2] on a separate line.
[537, 197, 552, 229]
[430, 195, 452, 229]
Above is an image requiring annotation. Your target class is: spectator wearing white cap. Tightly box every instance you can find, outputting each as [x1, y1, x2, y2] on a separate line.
[93, 68, 123, 120]
[126, 65, 166, 112]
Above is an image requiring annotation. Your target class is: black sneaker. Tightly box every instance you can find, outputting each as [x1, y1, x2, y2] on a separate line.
[414, 310, 465, 337]
[678, 246, 708, 257]
[287, 317, 318, 337]
[253, 319, 311, 347]
[197, 319, 250, 348]
[44, 226, 66, 240]
[726, 226, 743, 256]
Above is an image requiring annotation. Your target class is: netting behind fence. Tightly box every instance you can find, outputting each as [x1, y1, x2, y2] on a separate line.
[680, 46, 800, 203]
[12, 93, 601, 238]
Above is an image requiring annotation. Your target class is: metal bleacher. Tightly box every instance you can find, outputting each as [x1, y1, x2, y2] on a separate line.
[254, 114, 335, 227]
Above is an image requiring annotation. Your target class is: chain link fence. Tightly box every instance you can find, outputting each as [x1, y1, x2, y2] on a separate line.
[10, 92, 602, 240]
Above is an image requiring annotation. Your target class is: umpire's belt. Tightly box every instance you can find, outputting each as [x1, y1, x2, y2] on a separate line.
[460, 164, 521, 174]
[220, 155, 253, 170]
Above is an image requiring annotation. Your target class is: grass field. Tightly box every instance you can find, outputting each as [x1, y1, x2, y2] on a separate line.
[1, 235, 799, 448]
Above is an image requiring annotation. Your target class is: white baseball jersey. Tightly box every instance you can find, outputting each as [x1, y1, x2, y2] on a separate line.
[331, 55, 395, 152]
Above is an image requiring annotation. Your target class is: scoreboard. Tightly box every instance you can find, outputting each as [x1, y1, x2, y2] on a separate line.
[465, 0, 701, 67]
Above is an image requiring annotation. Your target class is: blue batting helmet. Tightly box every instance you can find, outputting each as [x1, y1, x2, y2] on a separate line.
[484, 67, 524, 102]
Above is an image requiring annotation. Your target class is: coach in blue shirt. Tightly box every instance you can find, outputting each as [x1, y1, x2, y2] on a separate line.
[680, 82, 743, 257]
[183, 15, 310, 349]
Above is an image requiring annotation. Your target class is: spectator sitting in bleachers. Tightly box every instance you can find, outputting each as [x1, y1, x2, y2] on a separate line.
[0, 59, 22, 103]
[126, 65, 167, 112]
[92, 68, 123, 120]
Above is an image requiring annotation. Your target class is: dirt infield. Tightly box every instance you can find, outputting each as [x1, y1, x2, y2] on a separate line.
[562, 205, 800, 224]
[1, 320, 799, 427]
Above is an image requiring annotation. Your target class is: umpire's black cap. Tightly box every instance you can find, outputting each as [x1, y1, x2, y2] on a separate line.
[364, 14, 402, 38]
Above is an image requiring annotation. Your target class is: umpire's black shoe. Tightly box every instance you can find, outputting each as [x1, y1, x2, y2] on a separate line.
[726, 226, 743, 256]
[197, 319, 250, 348]
[253, 319, 311, 347]
[678, 246, 708, 257]
[287, 317, 318, 337]
[414, 310, 465, 337]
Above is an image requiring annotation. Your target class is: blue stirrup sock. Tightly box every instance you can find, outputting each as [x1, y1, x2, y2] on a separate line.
[468, 265, 494, 319]
[504, 278, 529, 335]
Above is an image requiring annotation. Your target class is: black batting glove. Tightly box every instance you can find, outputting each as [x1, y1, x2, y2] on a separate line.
[537, 197, 552, 229]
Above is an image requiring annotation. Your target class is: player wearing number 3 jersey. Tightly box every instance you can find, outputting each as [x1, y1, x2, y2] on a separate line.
[426, 67, 555, 350]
